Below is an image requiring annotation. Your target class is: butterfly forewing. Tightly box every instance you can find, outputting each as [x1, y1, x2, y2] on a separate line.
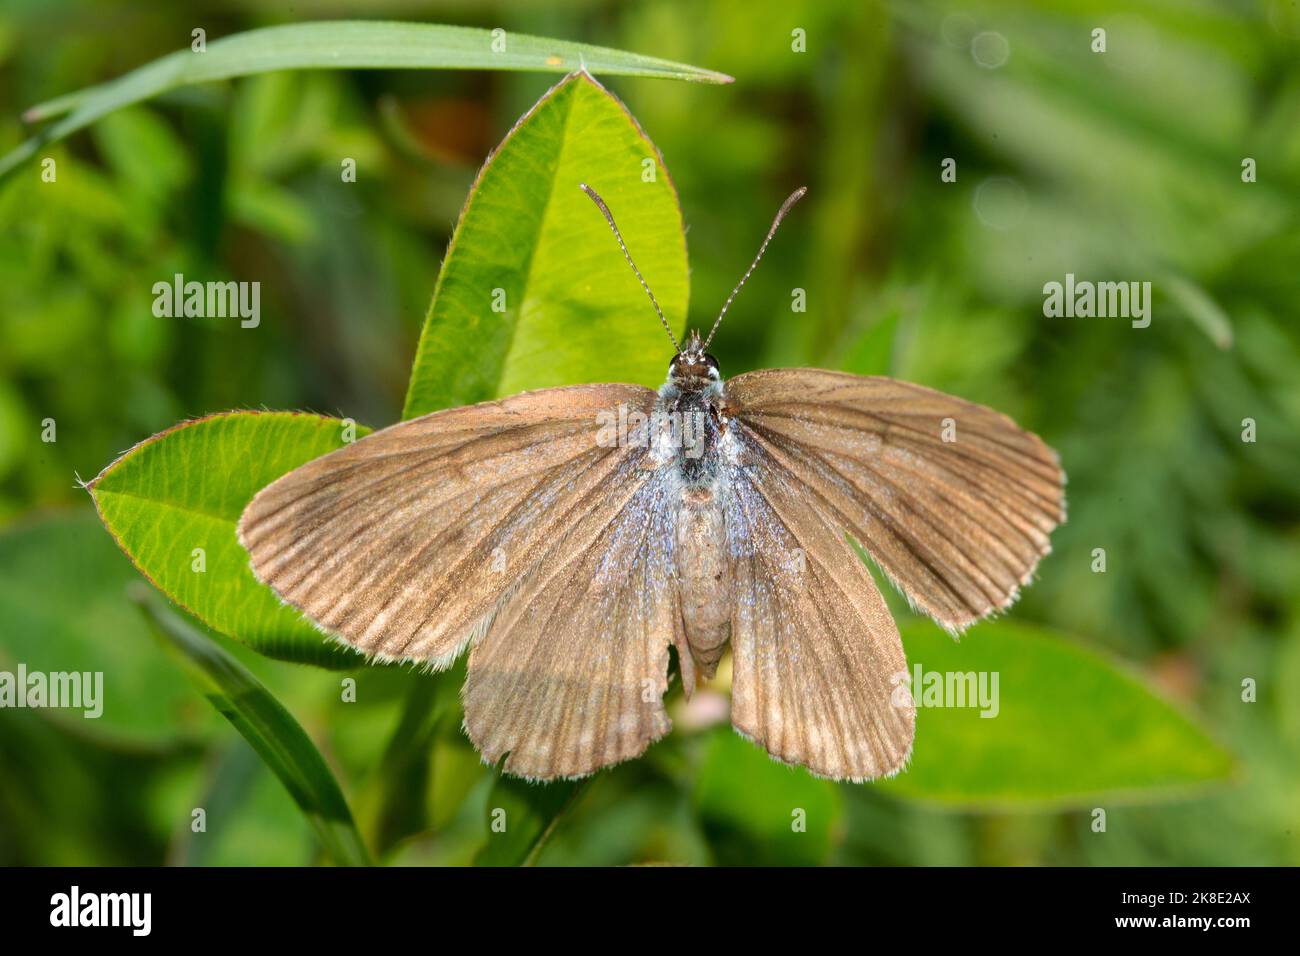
[727, 369, 1065, 633]
[238, 384, 660, 667]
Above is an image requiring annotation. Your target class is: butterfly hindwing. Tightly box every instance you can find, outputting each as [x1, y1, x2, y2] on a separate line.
[463, 463, 682, 779]
[723, 444, 915, 781]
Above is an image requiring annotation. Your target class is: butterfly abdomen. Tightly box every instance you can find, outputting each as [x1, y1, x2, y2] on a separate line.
[674, 485, 731, 686]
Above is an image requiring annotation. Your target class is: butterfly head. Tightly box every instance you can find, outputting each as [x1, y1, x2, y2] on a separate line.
[669, 330, 721, 392]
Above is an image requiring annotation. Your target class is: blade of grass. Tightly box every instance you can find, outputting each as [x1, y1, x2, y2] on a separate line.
[371, 676, 443, 857]
[474, 772, 590, 867]
[132, 586, 373, 866]
[3, 20, 731, 180]
[1161, 272, 1234, 349]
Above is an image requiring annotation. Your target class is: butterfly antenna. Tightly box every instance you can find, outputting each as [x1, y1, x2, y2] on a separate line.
[579, 183, 681, 353]
[703, 186, 807, 350]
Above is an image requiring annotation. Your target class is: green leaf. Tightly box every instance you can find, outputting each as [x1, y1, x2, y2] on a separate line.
[2, 21, 731, 180]
[474, 773, 588, 867]
[694, 729, 842, 865]
[0, 510, 211, 746]
[87, 411, 371, 668]
[876, 620, 1238, 809]
[133, 590, 371, 866]
[402, 71, 688, 418]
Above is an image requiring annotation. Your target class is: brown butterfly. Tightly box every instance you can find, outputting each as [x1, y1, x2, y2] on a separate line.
[238, 185, 1065, 782]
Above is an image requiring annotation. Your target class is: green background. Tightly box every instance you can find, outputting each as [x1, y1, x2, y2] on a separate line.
[1, 0, 1298, 866]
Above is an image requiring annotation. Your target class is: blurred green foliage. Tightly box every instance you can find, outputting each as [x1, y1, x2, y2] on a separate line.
[1, 0, 1298, 866]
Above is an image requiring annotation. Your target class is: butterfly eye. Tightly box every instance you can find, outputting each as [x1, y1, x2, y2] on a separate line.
[703, 353, 720, 372]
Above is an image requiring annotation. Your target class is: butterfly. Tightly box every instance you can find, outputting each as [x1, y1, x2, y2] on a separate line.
[238, 184, 1065, 783]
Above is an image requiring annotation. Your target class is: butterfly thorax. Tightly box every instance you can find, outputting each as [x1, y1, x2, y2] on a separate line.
[662, 335, 725, 487]
[659, 340, 734, 691]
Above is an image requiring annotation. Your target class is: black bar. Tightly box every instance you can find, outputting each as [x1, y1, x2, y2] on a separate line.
[0, 866, 1276, 942]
